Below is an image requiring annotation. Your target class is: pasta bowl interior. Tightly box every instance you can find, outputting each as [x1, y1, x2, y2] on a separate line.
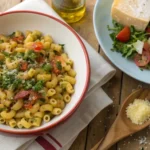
[0, 11, 90, 134]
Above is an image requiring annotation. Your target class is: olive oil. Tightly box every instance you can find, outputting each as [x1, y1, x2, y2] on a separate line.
[52, 0, 86, 23]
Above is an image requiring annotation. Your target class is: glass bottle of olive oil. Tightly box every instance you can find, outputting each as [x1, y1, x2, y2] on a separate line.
[52, 0, 86, 23]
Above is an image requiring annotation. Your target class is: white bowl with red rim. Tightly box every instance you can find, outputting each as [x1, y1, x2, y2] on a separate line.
[0, 10, 90, 135]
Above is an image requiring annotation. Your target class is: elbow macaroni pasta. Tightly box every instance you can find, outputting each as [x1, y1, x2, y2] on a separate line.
[0, 30, 76, 128]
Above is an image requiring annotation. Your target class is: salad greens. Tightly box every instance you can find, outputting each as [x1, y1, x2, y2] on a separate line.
[107, 20, 148, 58]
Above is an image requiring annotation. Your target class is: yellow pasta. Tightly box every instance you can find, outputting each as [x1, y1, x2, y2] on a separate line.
[20, 118, 32, 129]
[32, 117, 42, 127]
[52, 108, 62, 116]
[40, 104, 53, 112]
[63, 93, 71, 103]
[24, 110, 32, 118]
[3, 100, 12, 107]
[66, 83, 75, 94]
[46, 74, 58, 88]
[11, 99, 23, 111]
[1, 110, 16, 120]
[17, 121, 23, 129]
[43, 114, 51, 122]
[34, 111, 44, 118]
[15, 110, 25, 119]
[37, 74, 51, 81]
[9, 119, 17, 128]
[47, 89, 56, 97]
[49, 98, 57, 107]
[55, 100, 65, 109]
[5, 58, 19, 70]
[0, 117, 5, 124]
[27, 68, 36, 78]
[24, 34, 34, 43]
[0, 30, 76, 128]
[14, 48, 26, 52]
[44, 35, 53, 43]
[29, 103, 40, 114]
[0, 90, 6, 100]
[68, 69, 76, 77]
[63, 75, 76, 85]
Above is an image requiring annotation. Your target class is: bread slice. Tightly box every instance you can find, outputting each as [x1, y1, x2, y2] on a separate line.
[111, 0, 150, 31]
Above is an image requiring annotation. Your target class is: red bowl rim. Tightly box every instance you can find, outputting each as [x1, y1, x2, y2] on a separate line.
[0, 10, 91, 135]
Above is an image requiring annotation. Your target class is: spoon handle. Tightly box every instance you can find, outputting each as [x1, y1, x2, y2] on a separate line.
[97, 117, 131, 150]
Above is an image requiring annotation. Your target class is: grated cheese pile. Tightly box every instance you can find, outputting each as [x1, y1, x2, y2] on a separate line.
[126, 99, 150, 125]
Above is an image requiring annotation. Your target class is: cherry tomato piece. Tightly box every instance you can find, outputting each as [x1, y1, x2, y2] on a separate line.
[116, 26, 131, 42]
[33, 42, 43, 51]
[146, 27, 150, 37]
[134, 51, 150, 67]
[24, 103, 32, 109]
[143, 42, 150, 52]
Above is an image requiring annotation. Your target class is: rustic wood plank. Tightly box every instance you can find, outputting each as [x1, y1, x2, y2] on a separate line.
[69, 128, 88, 150]
[0, 0, 21, 12]
[86, 48, 122, 150]
[45, 0, 98, 51]
[118, 74, 150, 150]
[69, 0, 99, 149]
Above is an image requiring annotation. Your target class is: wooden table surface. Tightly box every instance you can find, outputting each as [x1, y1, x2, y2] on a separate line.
[1, 0, 150, 150]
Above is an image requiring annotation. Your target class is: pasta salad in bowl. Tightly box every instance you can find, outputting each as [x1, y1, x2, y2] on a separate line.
[0, 11, 90, 134]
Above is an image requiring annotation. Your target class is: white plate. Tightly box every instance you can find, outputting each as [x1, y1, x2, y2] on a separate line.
[0, 10, 90, 134]
[93, 0, 150, 84]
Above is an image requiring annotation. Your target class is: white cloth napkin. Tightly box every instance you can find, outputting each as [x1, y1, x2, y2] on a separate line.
[0, 0, 116, 150]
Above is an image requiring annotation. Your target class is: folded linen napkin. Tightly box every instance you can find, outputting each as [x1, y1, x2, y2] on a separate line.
[0, 0, 116, 150]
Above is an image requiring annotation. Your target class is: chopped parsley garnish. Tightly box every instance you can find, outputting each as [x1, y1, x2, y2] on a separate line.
[0, 40, 4, 43]
[15, 52, 24, 59]
[0, 61, 4, 66]
[23, 79, 36, 90]
[59, 44, 65, 51]
[32, 80, 44, 91]
[11, 78, 22, 90]
[0, 107, 7, 112]
[56, 61, 62, 70]
[2, 51, 10, 57]
[0, 71, 19, 89]
[24, 50, 37, 62]
[42, 63, 52, 72]
[53, 50, 60, 55]
[9, 32, 15, 38]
